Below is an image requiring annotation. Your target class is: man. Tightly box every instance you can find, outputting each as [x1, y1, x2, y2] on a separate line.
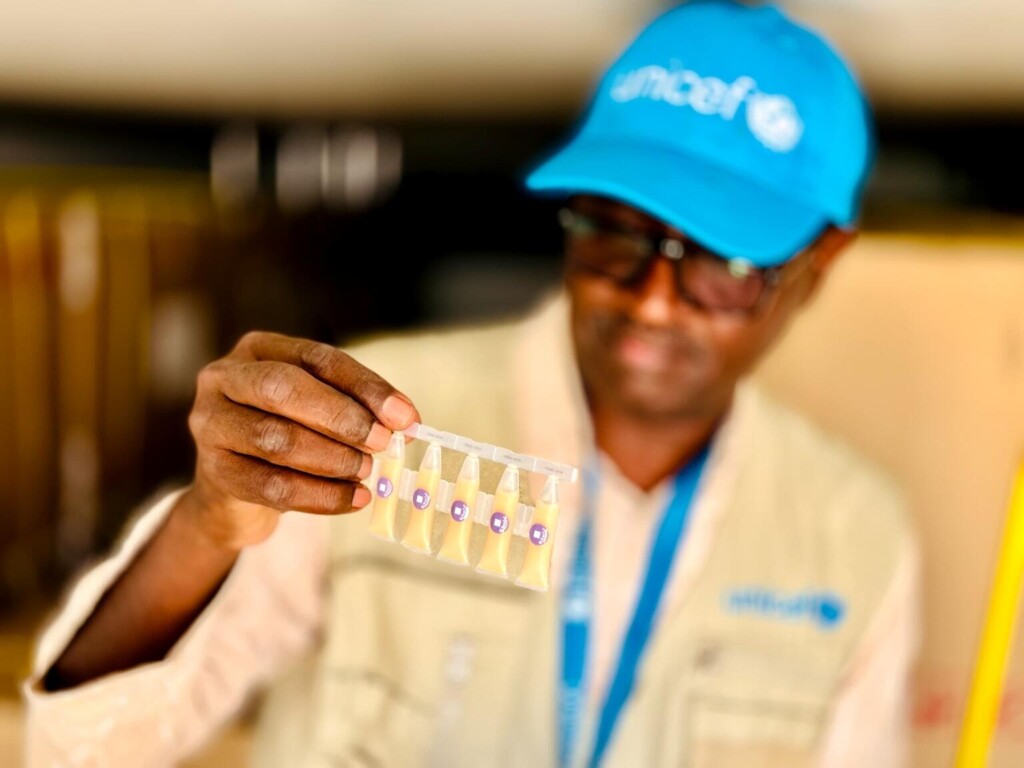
[26, 1, 919, 766]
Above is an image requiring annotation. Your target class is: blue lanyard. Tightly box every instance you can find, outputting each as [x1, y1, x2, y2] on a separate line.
[559, 444, 711, 767]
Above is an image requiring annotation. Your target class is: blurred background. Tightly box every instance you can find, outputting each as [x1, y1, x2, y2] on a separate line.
[1, 0, 1023, 765]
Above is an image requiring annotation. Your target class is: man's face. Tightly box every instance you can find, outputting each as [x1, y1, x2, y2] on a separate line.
[565, 195, 842, 423]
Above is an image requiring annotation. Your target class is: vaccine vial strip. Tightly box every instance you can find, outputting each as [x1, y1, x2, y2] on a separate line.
[366, 423, 574, 591]
[371, 460, 561, 589]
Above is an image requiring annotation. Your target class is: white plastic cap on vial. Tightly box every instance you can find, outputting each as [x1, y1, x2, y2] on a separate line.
[419, 441, 442, 471]
[385, 430, 405, 460]
[497, 463, 520, 494]
[457, 452, 480, 482]
[540, 475, 559, 505]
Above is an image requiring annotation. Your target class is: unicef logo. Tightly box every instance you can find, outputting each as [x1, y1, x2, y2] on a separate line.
[745, 92, 804, 153]
[724, 587, 846, 631]
[606, 65, 805, 155]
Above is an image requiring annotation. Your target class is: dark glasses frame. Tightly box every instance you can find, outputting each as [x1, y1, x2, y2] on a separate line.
[558, 208, 813, 315]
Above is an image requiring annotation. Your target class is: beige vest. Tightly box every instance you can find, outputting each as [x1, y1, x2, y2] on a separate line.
[252, 299, 909, 768]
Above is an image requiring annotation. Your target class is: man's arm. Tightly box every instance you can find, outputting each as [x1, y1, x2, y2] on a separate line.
[40, 330, 419, 691]
[42, 489, 240, 691]
[818, 536, 922, 768]
[24, 331, 419, 766]
[24, 490, 332, 767]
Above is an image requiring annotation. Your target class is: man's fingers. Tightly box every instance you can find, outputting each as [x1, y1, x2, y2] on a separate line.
[216, 360, 390, 452]
[234, 332, 420, 430]
[205, 450, 371, 515]
[201, 398, 372, 481]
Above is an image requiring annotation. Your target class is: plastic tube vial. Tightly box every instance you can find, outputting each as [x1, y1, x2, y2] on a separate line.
[402, 442, 442, 553]
[367, 432, 405, 540]
[515, 476, 560, 591]
[476, 464, 519, 577]
[437, 453, 480, 565]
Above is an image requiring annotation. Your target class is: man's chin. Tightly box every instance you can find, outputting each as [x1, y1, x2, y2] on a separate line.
[607, 372, 704, 423]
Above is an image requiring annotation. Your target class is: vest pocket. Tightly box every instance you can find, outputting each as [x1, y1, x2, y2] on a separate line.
[315, 667, 435, 766]
[315, 553, 536, 767]
[687, 699, 820, 768]
[681, 641, 834, 768]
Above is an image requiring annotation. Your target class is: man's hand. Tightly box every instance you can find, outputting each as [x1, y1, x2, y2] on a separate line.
[43, 330, 417, 691]
[180, 331, 419, 551]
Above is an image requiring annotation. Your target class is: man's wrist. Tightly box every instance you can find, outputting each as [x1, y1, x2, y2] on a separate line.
[169, 486, 249, 556]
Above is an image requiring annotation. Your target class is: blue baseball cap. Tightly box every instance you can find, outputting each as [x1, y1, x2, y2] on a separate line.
[524, 0, 874, 267]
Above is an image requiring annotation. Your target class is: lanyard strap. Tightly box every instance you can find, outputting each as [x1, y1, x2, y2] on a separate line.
[559, 463, 598, 768]
[560, 444, 711, 767]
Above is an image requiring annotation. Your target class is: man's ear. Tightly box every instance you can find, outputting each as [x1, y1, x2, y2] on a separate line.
[800, 226, 857, 305]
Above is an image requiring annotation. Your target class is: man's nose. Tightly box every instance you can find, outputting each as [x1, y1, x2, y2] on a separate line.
[630, 256, 681, 324]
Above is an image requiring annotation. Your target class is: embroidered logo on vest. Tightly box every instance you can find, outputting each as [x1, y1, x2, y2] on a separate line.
[723, 587, 846, 630]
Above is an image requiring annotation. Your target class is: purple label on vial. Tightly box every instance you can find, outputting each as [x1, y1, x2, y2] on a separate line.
[451, 500, 469, 522]
[490, 512, 509, 535]
[412, 488, 431, 510]
[529, 524, 549, 546]
[376, 477, 393, 499]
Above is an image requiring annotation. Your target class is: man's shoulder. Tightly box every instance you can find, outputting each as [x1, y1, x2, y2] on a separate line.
[341, 292, 566, 396]
[344, 313, 524, 382]
[742, 385, 912, 550]
[342, 310, 531, 375]
[340, 302, 555, 433]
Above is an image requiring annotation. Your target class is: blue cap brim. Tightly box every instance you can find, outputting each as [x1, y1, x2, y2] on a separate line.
[525, 138, 830, 267]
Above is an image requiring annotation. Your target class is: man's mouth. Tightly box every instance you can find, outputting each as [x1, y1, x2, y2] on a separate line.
[614, 324, 685, 371]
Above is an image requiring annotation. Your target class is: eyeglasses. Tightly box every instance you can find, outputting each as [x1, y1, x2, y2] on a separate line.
[558, 208, 808, 314]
